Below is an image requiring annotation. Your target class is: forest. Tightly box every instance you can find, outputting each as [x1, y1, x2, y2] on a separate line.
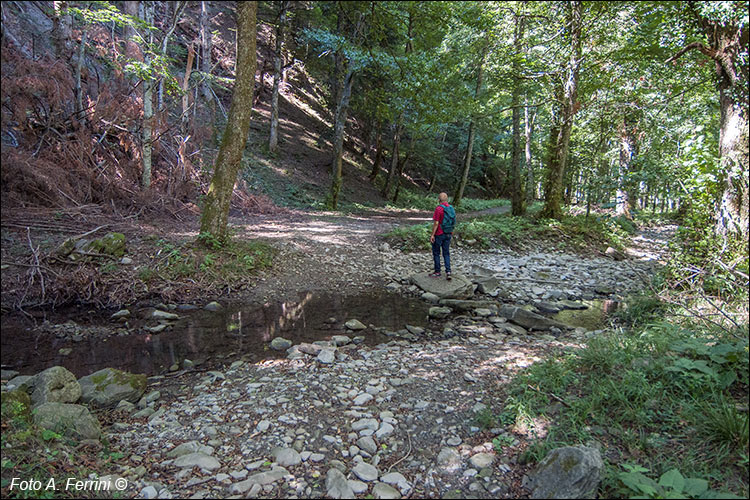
[0, 1, 748, 499]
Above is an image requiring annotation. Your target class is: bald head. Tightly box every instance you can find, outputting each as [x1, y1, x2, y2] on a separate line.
[438, 192, 448, 203]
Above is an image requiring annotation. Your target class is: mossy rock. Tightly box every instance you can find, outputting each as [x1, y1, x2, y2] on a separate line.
[78, 368, 147, 407]
[86, 232, 126, 257]
[1, 389, 32, 420]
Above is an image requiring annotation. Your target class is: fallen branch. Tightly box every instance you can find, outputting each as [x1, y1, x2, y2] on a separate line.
[526, 383, 570, 407]
[386, 429, 412, 474]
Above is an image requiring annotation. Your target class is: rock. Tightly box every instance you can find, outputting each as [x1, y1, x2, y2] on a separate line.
[496, 305, 568, 330]
[30, 366, 81, 407]
[353, 393, 374, 406]
[87, 232, 126, 257]
[428, 306, 452, 319]
[345, 319, 367, 330]
[110, 309, 130, 320]
[78, 368, 147, 407]
[120, 257, 133, 265]
[203, 301, 223, 311]
[437, 447, 462, 473]
[1, 369, 19, 381]
[317, 349, 336, 364]
[357, 436, 378, 455]
[381, 472, 410, 491]
[352, 418, 379, 432]
[469, 453, 495, 469]
[270, 337, 293, 351]
[145, 324, 168, 333]
[410, 273, 473, 299]
[605, 247, 625, 261]
[535, 301, 562, 314]
[33, 402, 100, 440]
[594, 286, 614, 295]
[326, 469, 354, 499]
[141, 485, 158, 499]
[271, 447, 301, 467]
[231, 467, 289, 494]
[421, 292, 440, 303]
[475, 277, 500, 295]
[297, 343, 323, 355]
[352, 461, 379, 482]
[331, 335, 352, 346]
[349, 480, 369, 494]
[376, 422, 395, 439]
[173, 452, 221, 471]
[526, 445, 603, 499]
[167, 441, 214, 458]
[152, 310, 179, 320]
[559, 300, 589, 310]
[373, 482, 401, 499]
[6, 375, 35, 392]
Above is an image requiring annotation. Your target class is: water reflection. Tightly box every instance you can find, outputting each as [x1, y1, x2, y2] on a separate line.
[1, 291, 429, 378]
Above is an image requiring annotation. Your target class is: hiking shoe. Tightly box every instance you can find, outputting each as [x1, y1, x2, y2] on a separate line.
[446, 272, 452, 280]
[429, 272, 441, 278]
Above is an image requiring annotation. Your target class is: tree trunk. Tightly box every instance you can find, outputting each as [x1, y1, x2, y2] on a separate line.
[158, 2, 186, 112]
[52, 1, 73, 58]
[616, 114, 637, 218]
[524, 100, 536, 206]
[510, 14, 526, 216]
[327, 65, 355, 210]
[368, 124, 383, 182]
[540, 0, 582, 220]
[392, 135, 414, 202]
[269, 1, 288, 153]
[200, 1, 213, 103]
[122, 1, 140, 63]
[715, 81, 749, 242]
[453, 46, 487, 207]
[199, 2, 257, 242]
[382, 120, 403, 198]
[141, 2, 154, 190]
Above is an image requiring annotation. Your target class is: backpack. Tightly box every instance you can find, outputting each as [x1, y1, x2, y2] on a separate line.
[441, 204, 456, 234]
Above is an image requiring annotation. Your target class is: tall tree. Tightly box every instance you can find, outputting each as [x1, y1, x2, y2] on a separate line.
[510, 11, 526, 215]
[199, 2, 257, 242]
[453, 44, 487, 207]
[665, 1, 748, 243]
[141, 1, 155, 190]
[269, 1, 289, 153]
[540, 0, 583, 219]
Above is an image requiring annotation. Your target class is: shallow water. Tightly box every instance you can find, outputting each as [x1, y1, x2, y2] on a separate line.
[551, 299, 620, 330]
[0, 291, 430, 378]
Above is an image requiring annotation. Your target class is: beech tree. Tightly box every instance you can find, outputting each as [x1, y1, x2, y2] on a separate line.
[199, 1, 257, 242]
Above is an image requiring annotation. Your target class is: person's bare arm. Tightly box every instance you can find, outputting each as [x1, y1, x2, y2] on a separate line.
[430, 220, 440, 243]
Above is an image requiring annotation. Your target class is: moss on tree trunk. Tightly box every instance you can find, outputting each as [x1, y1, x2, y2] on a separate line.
[199, 2, 257, 243]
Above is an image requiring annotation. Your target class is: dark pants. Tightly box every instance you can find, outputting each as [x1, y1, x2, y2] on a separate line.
[432, 233, 452, 273]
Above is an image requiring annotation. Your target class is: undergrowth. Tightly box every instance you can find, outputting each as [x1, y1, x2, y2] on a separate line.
[497, 304, 749, 499]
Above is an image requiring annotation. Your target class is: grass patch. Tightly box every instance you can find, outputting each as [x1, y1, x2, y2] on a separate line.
[382, 211, 634, 253]
[502, 306, 749, 498]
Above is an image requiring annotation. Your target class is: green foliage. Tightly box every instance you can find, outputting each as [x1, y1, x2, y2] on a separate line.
[492, 434, 516, 452]
[474, 408, 498, 430]
[617, 464, 742, 499]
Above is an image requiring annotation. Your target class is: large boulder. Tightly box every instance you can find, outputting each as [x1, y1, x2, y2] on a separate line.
[30, 366, 81, 407]
[33, 402, 101, 440]
[526, 445, 603, 499]
[497, 305, 569, 331]
[78, 368, 147, 407]
[410, 273, 473, 299]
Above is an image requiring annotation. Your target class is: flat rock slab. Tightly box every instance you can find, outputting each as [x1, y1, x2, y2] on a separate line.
[438, 299, 498, 312]
[497, 305, 569, 331]
[527, 445, 603, 499]
[410, 273, 473, 299]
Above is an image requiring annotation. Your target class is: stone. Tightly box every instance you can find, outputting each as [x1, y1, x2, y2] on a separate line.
[173, 452, 221, 471]
[381, 472, 410, 490]
[352, 461, 379, 482]
[120, 257, 133, 265]
[526, 445, 603, 499]
[326, 469, 354, 499]
[203, 301, 223, 311]
[345, 319, 367, 330]
[317, 349, 336, 364]
[535, 301, 562, 314]
[373, 482, 401, 499]
[332, 335, 352, 346]
[270, 337, 293, 351]
[410, 273, 473, 299]
[496, 305, 568, 330]
[1, 369, 19, 381]
[167, 441, 214, 458]
[141, 485, 158, 499]
[33, 402, 100, 440]
[437, 447, 462, 473]
[78, 368, 147, 407]
[231, 467, 289, 494]
[30, 366, 81, 407]
[110, 309, 130, 320]
[349, 480, 369, 494]
[421, 292, 440, 303]
[354, 393, 374, 405]
[376, 422, 394, 439]
[152, 310, 179, 320]
[271, 447, 301, 467]
[352, 418, 379, 432]
[428, 306, 452, 319]
[357, 436, 378, 455]
[469, 453, 495, 469]
[605, 247, 625, 261]
[475, 277, 500, 295]
[145, 324, 168, 333]
[297, 343, 323, 355]
[6, 375, 34, 392]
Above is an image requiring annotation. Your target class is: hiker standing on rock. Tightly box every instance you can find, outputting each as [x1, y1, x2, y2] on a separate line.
[429, 192, 456, 280]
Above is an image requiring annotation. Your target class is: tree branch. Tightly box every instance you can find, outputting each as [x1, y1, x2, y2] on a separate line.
[665, 42, 716, 64]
